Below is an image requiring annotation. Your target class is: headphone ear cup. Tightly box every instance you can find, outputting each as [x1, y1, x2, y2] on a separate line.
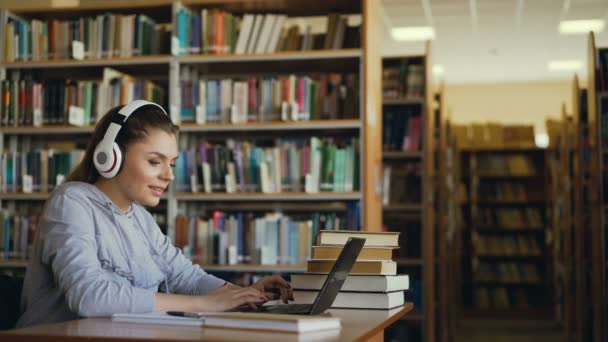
[114, 143, 125, 176]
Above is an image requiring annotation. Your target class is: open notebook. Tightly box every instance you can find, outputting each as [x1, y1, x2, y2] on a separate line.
[111, 311, 203, 327]
[111, 311, 341, 333]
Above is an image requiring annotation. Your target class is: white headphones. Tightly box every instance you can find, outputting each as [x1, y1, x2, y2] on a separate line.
[93, 100, 168, 179]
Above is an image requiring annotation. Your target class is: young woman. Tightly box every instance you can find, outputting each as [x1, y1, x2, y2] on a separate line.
[17, 101, 292, 327]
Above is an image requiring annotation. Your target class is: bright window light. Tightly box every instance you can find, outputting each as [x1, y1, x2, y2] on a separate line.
[390, 26, 435, 41]
[432, 65, 444, 76]
[547, 60, 582, 72]
[559, 19, 605, 34]
[535, 133, 549, 148]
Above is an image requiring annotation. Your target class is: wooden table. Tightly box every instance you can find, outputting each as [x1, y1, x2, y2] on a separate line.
[1, 303, 412, 342]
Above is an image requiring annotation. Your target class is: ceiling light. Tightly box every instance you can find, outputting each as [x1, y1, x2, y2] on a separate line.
[432, 65, 444, 76]
[390, 26, 435, 41]
[559, 19, 605, 34]
[547, 60, 582, 71]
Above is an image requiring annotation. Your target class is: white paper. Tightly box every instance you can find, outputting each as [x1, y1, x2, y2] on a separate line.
[195, 105, 206, 124]
[22, 175, 33, 193]
[56, 174, 65, 187]
[68, 106, 85, 126]
[72, 40, 84, 60]
[171, 36, 180, 56]
[33, 108, 43, 127]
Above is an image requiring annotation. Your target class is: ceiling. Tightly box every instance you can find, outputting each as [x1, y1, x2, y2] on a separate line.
[381, 0, 608, 84]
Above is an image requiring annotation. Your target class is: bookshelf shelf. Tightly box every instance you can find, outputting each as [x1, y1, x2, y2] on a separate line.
[187, 202, 350, 212]
[476, 255, 545, 261]
[471, 174, 542, 179]
[0, 259, 28, 267]
[0, 193, 168, 200]
[383, 204, 423, 212]
[473, 282, 543, 288]
[382, 97, 425, 106]
[197, 264, 306, 273]
[178, 120, 361, 133]
[475, 199, 546, 205]
[0, 55, 172, 69]
[0, 193, 51, 200]
[382, 151, 423, 159]
[0, 125, 95, 135]
[476, 228, 545, 235]
[174, 192, 362, 201]
[178, 49, 361, 64]
[463, 307, 554, 320]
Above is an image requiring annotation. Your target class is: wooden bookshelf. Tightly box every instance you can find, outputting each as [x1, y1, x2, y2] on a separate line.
[178, 120, 361, 132]
[459, 147, 553, 320]
[0, 0, 385, 292]
[547, 105, 574, 332]
[196, 263, 306, 273]
[0, 55, 172, 69]
[380, 46, 435, 341]
[571, 74, 586, 342]
[174, 192, 362, 201]
[0, 259, 28, 268]
[0, 126, 95, 134]
[586, 31, 606, 342]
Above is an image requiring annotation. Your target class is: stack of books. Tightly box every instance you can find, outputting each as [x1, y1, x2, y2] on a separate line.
[291, 230, 409, 309]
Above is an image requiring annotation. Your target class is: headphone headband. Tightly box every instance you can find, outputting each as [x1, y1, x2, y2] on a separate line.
[94, 100, 168, 178]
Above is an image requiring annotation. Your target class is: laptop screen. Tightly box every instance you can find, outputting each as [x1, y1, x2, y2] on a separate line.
[310, 237, 366, 314]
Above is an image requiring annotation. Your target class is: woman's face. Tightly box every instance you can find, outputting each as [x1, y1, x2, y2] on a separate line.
[116, 128, 178, 208]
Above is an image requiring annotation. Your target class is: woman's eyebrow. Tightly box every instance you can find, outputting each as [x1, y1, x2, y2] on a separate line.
[147, 152, 178, 161]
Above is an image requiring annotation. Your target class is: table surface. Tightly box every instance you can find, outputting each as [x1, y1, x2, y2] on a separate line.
[1, 303, 413, 342]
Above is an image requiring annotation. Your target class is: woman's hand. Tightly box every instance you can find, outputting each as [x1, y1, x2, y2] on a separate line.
[251, 275, 294, 304]
[197, 286, 270, 312]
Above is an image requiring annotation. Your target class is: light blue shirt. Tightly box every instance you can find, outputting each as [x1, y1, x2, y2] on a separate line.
[17, 181, 225, 327]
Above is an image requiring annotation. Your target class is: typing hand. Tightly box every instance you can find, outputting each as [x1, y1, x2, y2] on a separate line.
[251, 275, 294, 304]
[200, 287, 270, 312]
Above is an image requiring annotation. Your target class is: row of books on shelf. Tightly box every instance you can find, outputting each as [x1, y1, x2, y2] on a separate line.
[1, 68, 164, 127]
[290, 230, 408, 310]
[174, 137, 360, 194]
[600, 98, 608, 147]
[477, 182, 544, 202]
[475, 207, 544, 229]
[381, 164, 421, 205]
[0, 149, 84, 193]
[382, 108, 422, 152]
[475, 154, 538, 176]
[3, 12, 168, 62]
[474, 262, 542, 284]
[3, 8, 361, 63]
[453, 123, 536, 149]
[597, 48, 608, 92]
[174, 209, 361, 265]
[382, 61, 425, 99]
[475, 287, 542, 309]
[174, 8, 360, 56]
[178, 69, 358, 124]
[0, 210, 39, 259]
[473, 235, 542, 256]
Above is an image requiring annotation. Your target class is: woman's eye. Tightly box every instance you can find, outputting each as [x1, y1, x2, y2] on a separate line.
[170, 164, 176, 168]
[149, 160, 161, 165]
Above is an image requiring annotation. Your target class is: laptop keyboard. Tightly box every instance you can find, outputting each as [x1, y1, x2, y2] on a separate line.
[258, 304, 313, 315]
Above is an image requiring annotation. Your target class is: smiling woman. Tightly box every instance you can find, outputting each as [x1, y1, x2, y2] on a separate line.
[15, 100, 292, 328]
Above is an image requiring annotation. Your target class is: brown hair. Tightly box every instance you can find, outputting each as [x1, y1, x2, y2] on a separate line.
[66, 104, 179, 184]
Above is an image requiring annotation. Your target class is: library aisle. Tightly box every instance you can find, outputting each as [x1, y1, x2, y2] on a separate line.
[0, 0, 607, 342]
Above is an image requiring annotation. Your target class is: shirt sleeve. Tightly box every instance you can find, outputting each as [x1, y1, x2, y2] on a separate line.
[145, 213, 225, 295]
[41, 191, 155, 317]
